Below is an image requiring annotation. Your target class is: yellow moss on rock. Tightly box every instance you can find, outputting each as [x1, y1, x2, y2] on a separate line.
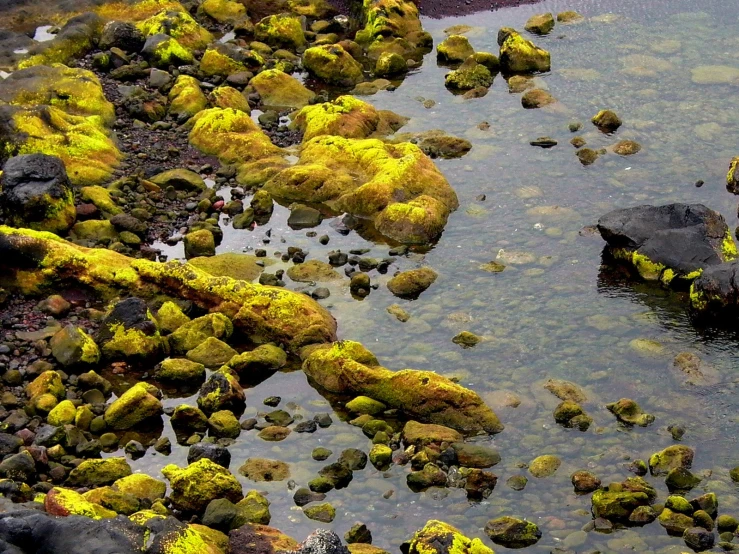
[254, 14, 306, 51]
[408, 520, 495, 554]
[200, 47, 249, 77]
[137, 9, 213, 49]
[303, 44, 364, 87]
[104, 382, 163, 429]
[188, 107, 283, 164]
[80, 186, 122, 216]
[355, 0, 423, 45]
[499, 31, 550, 73]
[95, 0, 185, 22]
[162, 458, 243, 513]
[293, 95, 401, 141]
[169, 75, 208, 120]
[209, 86, 251, 113]
[199, 0, 247, 23]
[44, 487, 117, 519]
[250, 69, 315, 109]
[303, 341, 502, 434]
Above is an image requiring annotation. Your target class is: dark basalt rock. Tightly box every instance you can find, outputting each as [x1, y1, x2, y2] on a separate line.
[99, 21, 145, 53]
[187, 442, 231, 469]
[285, 529, 350, 554]
[598, 203, 734, 283]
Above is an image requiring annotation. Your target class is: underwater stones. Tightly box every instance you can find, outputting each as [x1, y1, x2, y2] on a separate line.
[613, 140, 641, 156]
[407, 463, 447, 492]
[189, 252, 269, 282]
[188, 108, 283, 164]
[407, 520, 493, 554]
[1, 154, 76, 235]
[452, 331, 480, 348]
[649, 445, 695, 475]
[553, 401, 592, 430]
[598, 203, 736, 284]
[255, 14, 306, 51]
[162, 458, 243, 513]
[197, 368, 245, 415]
[387, 268, 437, 299]
[50, 325, 100, 368]
[104, 382, 163, 430]
[525, 13, 555, 35]
[452, 443, 500, 468]
[606, 398, 654, 426]
[557, 11, 584, 23]
[571, 470, 601, 493]
[683, 527, 715, 551]
[303, 44, 364, 87]
[499, 30, 550, 73]
[691, 65, 739, 85]
[250, 69, 314, 109]
[66, 457, 132, 487]
[444, 58, 493, 91]
[302, 341, 502, 434]
[239, 459, 290, 482]
[591, 109, 622, 133]
[529, 455, 561, 478]
[521, 88, 556, 109]
[437, 35, 474, 64]
[671, 351, 720, 386]
[544, 379, 586, 403]
[485, 516, 541, 548]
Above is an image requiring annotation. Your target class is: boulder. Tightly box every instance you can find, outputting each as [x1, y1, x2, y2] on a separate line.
[239, 458, 290, 482]
[407, 520, 493, 554]
[154, 301, 190, 334]
[95, 297, 167, 361]
[199, 0, 247, 23]
[485, 516, 541, 548]
[255, 14, 306, 50]
[524, 13, 555, 35]
[156, 358, 205, 384]
[444, 58, 493, 90]
[598, 203, 736, 285]
[210, 85, 252, 112]
[167, 76, 208, 121]
[162, 458, 243, 513]
[136, 9, 212, 50]
[649, 445, 694, 476]
[99, 21, 145, 52]
[303, 44, 364, 87]
[197, 367, 245, 414]
[66, 457, 132, 487]
[228, 523, 298, 554]
[141, 34, 193, 68]
[0, 154, 76, 234]
[104, 382, 163, 430]
[499, 31, 550, 73]
[169, 313, 233, 354]
[226, 344, 287, 377]
[606, 398, 654, 426]
[251, 69, 315, 108]
[437, 35, 474, 64]
[50, 325, 100, 368]
[187, 337, 238, 367]
[387, 268, 438, 299]
[184, 229, 216, 259]
[592, 487, 650, 521]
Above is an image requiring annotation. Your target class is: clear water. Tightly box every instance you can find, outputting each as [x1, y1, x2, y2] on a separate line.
[134, 1, 739, 551]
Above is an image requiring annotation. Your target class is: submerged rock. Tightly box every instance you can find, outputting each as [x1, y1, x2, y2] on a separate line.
[606, 398, 654, 427]
[598, 203, 736, 285]
[649, 445, 694, 476]
[485, 516, 541, 548]
[387, 268, 438, 299]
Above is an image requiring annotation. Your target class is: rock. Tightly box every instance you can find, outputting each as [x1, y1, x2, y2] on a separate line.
[691, 492, 718, 517]
[521, 88, 556, 109]
[187, 337, 238, 367]
[544, 379, 586, 402]
[407, 520, 493, 554]
[95, 297, 166, 361]
[592, 487, 650, 521]
[184, 229, 216, 259]
[319, 461, 354, 490]
[557, 11, 584, 23]
[188, 442, 231, 468]
[407, 463, 447, 491]
[445, 58, 493, 90]
[599, 203, 737, 285]
[0, 451, 36, 482]
[553, 401, 592, 430]
[452, 331, 480, 348]
[346, 396, 387, 415]
[452, 442, 500, 468]
[659, 508, 694, 535]
[375, 52, 407, 76]
[258, 426, 291, 441]
[228, 522, 298, 554]
[529, 455, 560, 478]
[606, 398, 654, 426]
[393, 130, 472, 159]
[150, 168, 206, 192]
[304, 502, 336, 523]
[200, 0, 247, 23]
[104, 382, 163, 430]
[649, 445, 694, 476]
[613, 140, 641, 155]
[0, 154, 75, 234]
[141, 34, 194, 68]
[100, 21, 145, 52]
[226, 344, 287, 377]
[113, 473, 166, 503]
[576, 148, 599, 165]
[239, 458, 290, 482]
[499, 31, 550, 73]
[66, 457, 131, 487]
[197, 368, 245, 415]
[27, 370, 65, 399]
[162, 458, 243, 513]
[50, 325, 100, 368]
[437, 35, 474, 64]
[236, 490, 271, 525]
[303, 44, 364, 87]
[170, 313, 233, 354]
[402, 421, 460, 447]
[37, 294, 71, 316]
[485, 516, 541, 548]
[168, 75, 208, 121]
[339, 448, 368, 470]
[288, 205, 323, 229]
[251, 69, 315, 108]
[369, 444, 392, 469]
[524, 13, 555, 35]
[592, 109, 622, 133]
[47, 399, 76, 426]
[208, 410, 241, 439]
[683, 527, 715, 551]
[387, 268, 437, 299]
[571, 470, 601, 493]
[345, 523, 372, 544]
[387, 304, 410, 322]
[287, 260, 342, 282]
[156, 358, 205, 384]
[255, 13, 305, 50]
[288, 530, 349, 554]
[303, 341, 502, 434]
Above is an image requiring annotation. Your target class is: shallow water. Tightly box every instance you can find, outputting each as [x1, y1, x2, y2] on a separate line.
[53, 0, 739, 551]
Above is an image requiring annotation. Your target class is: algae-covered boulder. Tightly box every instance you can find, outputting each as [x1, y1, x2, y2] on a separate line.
[50, 324, 100, 368]
[104, 382, 163, 429]
[727, 156, 739, 194]
[375, 52, 407, 76]
[200, 44, 259, 77]
[189, 252, 271, 281]
[303, 341, 503, 434]
[95, 297, 167, 361]
[392, 130, 472, 159]
[162, 458, 243, 513]
[524, 13, 555, 35]
[226, 344, 287, 376]
[228, 523, 299, 553]
[287, 260, 342, 283]
[168, 75, 208, 120]
[649, 445, 694, 476]
[255, 14, 306, 50]
[499, 31, 550, 73]
[689, 259, 739, 314]
[187, 337, 238, 367]
[169, 312, 233, 354]
[27, 370, 65, 399]
[45, 487, 117, 520]
[0, 227, 338, 351]
[598, 203, 736, 285]
[189, 108, 283, 164]
[136, 8, 213, 50]
[355, 0, 424, 45]
[250, 69, 315, 108]
[67, 457, 132, 487]
[592, 109, 622, 133]
[303, 44, 364, 87]
[0, 154, 76, 234]
[150, 168, 206, 193]
[197, 367, 245, 414]
[445, 58, 493, 90]
[485, 516, 541, 548]
[113, 473, 167, 503]
[141, 34, 194, 68]
[402, 420, 463, 446]
[606, 398, 654, 426]
[292, 95, 407, 142]
[184, 229, 216, 259]
[199, 0, 247, 23]
[155, 301, 190, 334]
[407, 520, 493, 554]
[592, 487, 651, 521]
[387, 268, 437, 299]
[210, 86, 251, 113]
[437, 35, 474, 64]
[16, 14, 100, 69]
[156, 358, 206, 383]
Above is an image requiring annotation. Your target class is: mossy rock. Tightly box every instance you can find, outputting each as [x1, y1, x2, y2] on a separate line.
[171, 404, 209, 437]
[83, 487, 140, 515]
[200, 44, 252, 77]
[239, 458, 290, 482]
[104, 382, 163, 430]
[255, 14, 306, 51]
[375, 52, 407, 76]
[437, 35, 474, 64]
[445, 59, 493, 90]
[355, 0, 423, 46]
[592, 109, 622, 133]
[156, 358, 206, 383]
[485, 516, 541, 548]
[155, 301, 190, 334]
[142, 34, 194, 68]
[26, 370, 65, 399]
[499, 30, 550, 73]
[303, 44, 364, 87]
[80, 186, 122, 216]
[47, 400, 76, 426]
[136, 9, 213, 50]
[407, 520, 493, 554]
[304, 502, 335, 523]
[169, 313, 233, 354]
[45, 487, 117, 519]
[287, 260, 342, 283]
[199, 0, 247, 23]
[113, 473, 167, 503]
[208, 409, 241, 438]
[524, 13, 555, 35]
[162, 458, 243, 513]
[50, 325, 100, 368]
[658, 508, 694, 535]
[168, 75, 208, 120]
[226, 344, 287, 376]
[187, 337, 238, 367]
[606, 398, 654, 427]
[346, 396, 386, 415]
[303, 341, 502, 434]
[402, 420, 462, 446]
[529, 454, 560, 478]
[197, 367, 245, 414]
[649, 445, 694, 476]
[210, 85, 251, 113]
[66, 457, 132, 487]
[388, 268, 438, 299]
[250, 69, 315, 108]
[235, 490, 271, 525]
[591, 488, 650, 520]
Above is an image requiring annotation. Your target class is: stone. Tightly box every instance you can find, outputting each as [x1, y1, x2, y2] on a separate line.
[606, 398, 655, 426]
[451, 443, 500, 468]
[529, 455, 560, 478]
[187, 337, 238, 367]
[304, 502, 336, 523]
[485, 516, 541, 548]
[303, 44, 364, 87]
[525, 13, 555, 35]
[571, 470, 601, 493]
[50, 325, 100, 368]
[184, 229, 216, 259]
[649, 445, 694, 476]
[521, 89, 556, 109]
[444, 59, 493, 91]
[95, 297, 166, 361]
[170, 313, 233, 354]
[251, 69, 315, 108]
[104, 382, 162, 430]
[188, 442, 231, 468]
[408, 520, 493, 554]
[499, 31, 550, 73]
[402, 421, 463, 447]
[162, 458, 243, 513]
[156, 358, 205, 384]
[387, 268, 437, 299]
[592, 109, 622, 133]
[407, 463, 447, 492]
[66, 457, 132, 487]
[437, 35, 474, 64]
[239, 458, 290, 482]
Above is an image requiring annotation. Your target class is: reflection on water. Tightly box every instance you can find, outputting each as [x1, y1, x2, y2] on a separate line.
[17, 0, 739, 551]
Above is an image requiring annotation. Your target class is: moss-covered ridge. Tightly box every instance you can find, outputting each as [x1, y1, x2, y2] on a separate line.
[302, 341, 503, 434]
[0, 226, 337, 352]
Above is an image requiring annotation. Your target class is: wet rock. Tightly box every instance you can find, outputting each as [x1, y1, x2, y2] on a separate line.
[613, 140, 641, 156]
[407, 520, 492, 554]
[0, 154, 75, 234]
[387, 304, 411, 322]
[66, 457, 131, 487]
[228, 522, 298, 553]
[530, 136, 557, 148]
[452, 331, 480, 348]
[659, 508, 694, 535]
[163, 458, 242, 513]
[452, 442, 500, 468]
[319, 461, 354, 490]
[684, 527, 715, 551]
[188, 442, 231, 468]
[465, 469, 497, 500]
[529, 454, 560, 478]
[571, 470, 601, 493]
[50, 325, 100, 368]
[592, 487, 650, 521]
[0, 451, 36, 482]
[304, 502, 336, 523]
[521, 88, 556, 109]
[369, 444, 392, 469]
[303, 44, 364, 87]
[141, 34, 194, 68]
[485, 516, 541, 548]
[187, 337, 238, 368]
[339, 448, 368, 471]
[445, 58, 493, 90]
[156, 358, 205, 384]
[288, 205, 323, 230]
[402, 421, 463, 447]
[387, 268, 437, 299]
[184, 229, 216, 259]
[592, 109, 622, 133]
[499, 30, 550, 73]
[95, 297, 166, 361]
[544, 379, 586, 402]
[170, 313, 233, 355]
[553, 401, 592, 431]
[525, 13, 555, 35]
[288, 260, 342, 283]
[346, 396, 386, 415]
[629, 505, 657, 524]
[407, 463, 447, 492]
[239, 458, 290, 482]
[104, 382, 163, 430]
[288, 529, 349, 554]
[558, 11, 584, 23]
[437, 35, 474, 64]
[666, 467, 701, 492]
[606, 398, 654, 426]
[649, 445, 694, 475]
